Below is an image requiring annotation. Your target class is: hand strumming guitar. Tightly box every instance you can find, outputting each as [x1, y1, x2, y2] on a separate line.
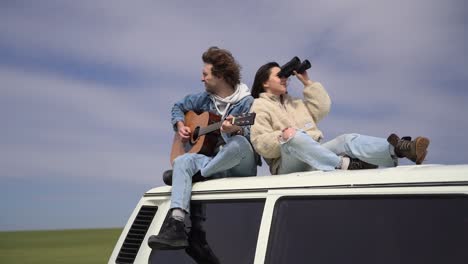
[221, 115, 242, 134]
[176, 121, 191, 142]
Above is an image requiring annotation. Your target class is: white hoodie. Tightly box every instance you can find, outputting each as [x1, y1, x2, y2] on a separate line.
[210, 83, 251, 117]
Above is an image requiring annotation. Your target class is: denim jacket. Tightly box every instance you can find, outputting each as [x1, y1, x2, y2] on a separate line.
[171, 91, 255, 140]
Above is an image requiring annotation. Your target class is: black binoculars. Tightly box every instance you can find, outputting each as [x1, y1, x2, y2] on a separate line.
[278, 56, 311, 78]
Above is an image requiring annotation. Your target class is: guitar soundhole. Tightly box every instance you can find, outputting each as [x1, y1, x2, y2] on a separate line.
[191, 126, 200, 144]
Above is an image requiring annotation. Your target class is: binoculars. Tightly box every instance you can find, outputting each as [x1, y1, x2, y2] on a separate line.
[278, 56, 311, 78]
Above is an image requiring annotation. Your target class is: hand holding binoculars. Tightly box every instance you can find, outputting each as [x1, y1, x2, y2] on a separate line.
[278, 56, 311, 78]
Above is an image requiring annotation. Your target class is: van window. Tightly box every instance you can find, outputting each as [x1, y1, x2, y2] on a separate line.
[266, 195, 468, 264]
[150, 199, 265, 264]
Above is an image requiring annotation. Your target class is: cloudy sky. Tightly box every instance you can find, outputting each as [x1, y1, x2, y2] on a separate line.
[1, 0, 467, 231]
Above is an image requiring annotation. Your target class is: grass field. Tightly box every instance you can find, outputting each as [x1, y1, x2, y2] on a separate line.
[0, 228, 122, 264]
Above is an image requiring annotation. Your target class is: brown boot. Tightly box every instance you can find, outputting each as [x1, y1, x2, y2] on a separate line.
[387, 133, 430, 165]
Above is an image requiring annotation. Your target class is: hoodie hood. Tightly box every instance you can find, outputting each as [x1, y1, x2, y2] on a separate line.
[210, 83, 251, 116]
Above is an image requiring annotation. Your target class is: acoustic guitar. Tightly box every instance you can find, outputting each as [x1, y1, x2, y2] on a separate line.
[170, 111, 256, 165]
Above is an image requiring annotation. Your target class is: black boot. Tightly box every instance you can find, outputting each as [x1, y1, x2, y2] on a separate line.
[162, 170, 173, 185]
[148, 217, 188, 250]
[387, 133, 430, 165]
[348, 158, 378, 170]
[162, 170, 207, 186]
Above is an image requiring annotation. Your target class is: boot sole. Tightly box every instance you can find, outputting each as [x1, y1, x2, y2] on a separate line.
[414, 137, 430, 165]
[148, 237, 189, 250]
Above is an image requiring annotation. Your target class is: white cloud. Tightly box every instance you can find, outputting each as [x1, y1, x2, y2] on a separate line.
[1, 67, 164, 132]
[1, 0, 466, 183]
[0, 67, 177, 185]
[2, 0, 465, 82]
[1, 0, 467, 231]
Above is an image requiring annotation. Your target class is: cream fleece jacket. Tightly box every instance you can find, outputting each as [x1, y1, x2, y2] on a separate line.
[250, 81, 331, 174]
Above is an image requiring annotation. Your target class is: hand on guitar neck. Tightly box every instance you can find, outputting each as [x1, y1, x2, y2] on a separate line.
[220, 115, 242, 134]
[176, 115, 243, 142]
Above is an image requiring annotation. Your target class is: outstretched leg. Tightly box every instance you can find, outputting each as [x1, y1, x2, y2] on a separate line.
[322, 133, 397, 167]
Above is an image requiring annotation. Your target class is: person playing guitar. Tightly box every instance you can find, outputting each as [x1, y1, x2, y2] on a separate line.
[148, 47, 258, 251]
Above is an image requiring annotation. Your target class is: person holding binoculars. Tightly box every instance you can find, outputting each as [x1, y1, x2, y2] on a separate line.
[250, 57, 430, 174]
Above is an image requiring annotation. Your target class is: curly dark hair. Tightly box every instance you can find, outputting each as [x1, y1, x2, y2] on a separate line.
[251, 62, 280, 98]
[202, 46, 241, 89]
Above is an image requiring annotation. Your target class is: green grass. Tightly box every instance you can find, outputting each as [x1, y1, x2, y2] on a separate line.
[0, 228, 122, 264]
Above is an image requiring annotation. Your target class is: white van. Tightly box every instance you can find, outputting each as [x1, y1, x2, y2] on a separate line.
[108, 164, 468, 264]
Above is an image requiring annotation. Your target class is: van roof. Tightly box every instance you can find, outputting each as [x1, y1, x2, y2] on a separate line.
[145, 164, 468, 195]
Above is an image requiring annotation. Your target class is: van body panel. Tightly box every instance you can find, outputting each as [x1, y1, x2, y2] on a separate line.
[145, 165, 468, 196]
[109, 164, 468, 264]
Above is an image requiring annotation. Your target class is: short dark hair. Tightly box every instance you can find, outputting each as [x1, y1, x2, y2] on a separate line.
[251, 62, 280, 98]
[202, 46, 241, 89]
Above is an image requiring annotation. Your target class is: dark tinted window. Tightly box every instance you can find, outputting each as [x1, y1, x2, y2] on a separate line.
[150, 199, 265, 264]
[266, 195, 468, 264]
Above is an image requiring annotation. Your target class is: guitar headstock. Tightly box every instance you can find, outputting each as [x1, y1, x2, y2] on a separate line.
[232, 112, 256, 126]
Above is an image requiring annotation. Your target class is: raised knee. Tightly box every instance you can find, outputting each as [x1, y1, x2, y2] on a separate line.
[231, 135, 248, 143]
[339, 133, 359, 143]
[173, 153, 200, 177]
[173, 153, 194, 167]
[227, 135, 249, 149]
[287, 131, 317, 146]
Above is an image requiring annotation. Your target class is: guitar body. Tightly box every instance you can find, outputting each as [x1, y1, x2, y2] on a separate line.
[170, 111, 221, 165]
[185, 111, 221, 156]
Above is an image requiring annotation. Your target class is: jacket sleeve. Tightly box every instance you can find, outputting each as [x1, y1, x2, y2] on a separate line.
[224, 96, 254, 140]
[250, 100, 282, 159]
[303, 81, 331, 123]
[237, 96, 254, 140]
[171, 93, 205, 131]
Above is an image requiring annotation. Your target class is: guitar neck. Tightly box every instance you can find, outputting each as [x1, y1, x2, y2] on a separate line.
[196, 113, 255, 137]
[198, 121, 223, 136]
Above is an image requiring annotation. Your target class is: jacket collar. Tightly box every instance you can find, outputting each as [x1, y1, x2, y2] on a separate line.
[259, 92, 290, 103]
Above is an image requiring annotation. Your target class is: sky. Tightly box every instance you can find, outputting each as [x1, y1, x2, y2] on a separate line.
[1, 0, 467, 231]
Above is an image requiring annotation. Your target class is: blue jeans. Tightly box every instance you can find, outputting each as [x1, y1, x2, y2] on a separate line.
[278, 131, 396, 174]
[170, 135, 257, 212]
